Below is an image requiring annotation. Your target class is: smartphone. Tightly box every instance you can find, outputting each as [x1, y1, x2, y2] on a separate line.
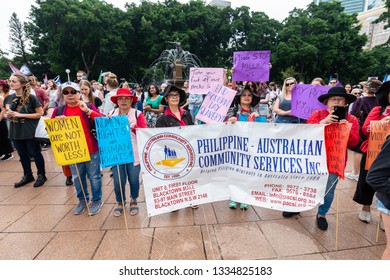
[333, 106, 347, 121]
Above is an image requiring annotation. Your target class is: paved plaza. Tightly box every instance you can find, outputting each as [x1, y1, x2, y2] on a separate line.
[0, 149, 386, 260]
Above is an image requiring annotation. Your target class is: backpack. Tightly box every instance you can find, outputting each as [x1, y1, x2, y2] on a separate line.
[56, 103, 97, 139]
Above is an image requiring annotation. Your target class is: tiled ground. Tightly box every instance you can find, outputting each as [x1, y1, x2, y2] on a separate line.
[0, 149, 386, 260]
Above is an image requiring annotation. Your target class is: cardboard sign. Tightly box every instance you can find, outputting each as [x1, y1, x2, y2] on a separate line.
[189, 67, 224, 94]
[365, 121, 390, 170]
[291, 84, 329, 120]
[196, 83, 236, 123]
[95, 115, 134, 168]
[232, 50, 271, 82]
[44, 116, 90, 166]
[324, 122, 352, 178]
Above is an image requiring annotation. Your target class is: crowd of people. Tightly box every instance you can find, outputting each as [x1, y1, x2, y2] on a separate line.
[1, 70, 390, 259]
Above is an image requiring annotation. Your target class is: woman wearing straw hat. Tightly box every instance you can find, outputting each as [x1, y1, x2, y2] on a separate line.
[108, 88, 147, 216]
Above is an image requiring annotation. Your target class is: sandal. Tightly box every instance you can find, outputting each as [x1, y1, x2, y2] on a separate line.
[228, 200, 237, 209]
[129, 201, 139, 216]
[113, 206, 124, 217]
[240, 203, 248, 210]
[191, 205, 199, 209]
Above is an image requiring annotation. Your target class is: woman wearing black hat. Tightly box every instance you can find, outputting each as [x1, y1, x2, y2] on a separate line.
[283, 87, 360, 230]
[353, 81, 390, 228]
[225, 85, 261, 209]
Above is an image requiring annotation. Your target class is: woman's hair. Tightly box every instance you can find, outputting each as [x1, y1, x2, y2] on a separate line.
[280, 77, 297, 101]
[11, 73, 31, 108]
[148, 84, 160, 96]
[48, 79, 57, 90]
[106, 73, 118, 88]
[311, 77, 325, 86]
[79, 80, 94, 103]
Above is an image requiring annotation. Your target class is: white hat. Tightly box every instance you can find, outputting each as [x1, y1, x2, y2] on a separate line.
[61, 81, 79, 91]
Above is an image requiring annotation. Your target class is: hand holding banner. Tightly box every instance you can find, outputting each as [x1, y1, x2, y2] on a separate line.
[44, 116, 90, 165]
[232, 50, 271, 82]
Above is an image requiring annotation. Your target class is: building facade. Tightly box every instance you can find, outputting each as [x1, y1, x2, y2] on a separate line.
[312, 0, 384, 14]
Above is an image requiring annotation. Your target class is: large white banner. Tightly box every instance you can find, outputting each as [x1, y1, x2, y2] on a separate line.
[137, 123, 329, 216]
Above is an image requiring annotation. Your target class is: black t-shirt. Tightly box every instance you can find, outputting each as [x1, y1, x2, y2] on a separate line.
[4, 93, 41, 140]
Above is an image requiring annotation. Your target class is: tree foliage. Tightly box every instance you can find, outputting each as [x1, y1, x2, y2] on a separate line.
[9, 12, 29, 65]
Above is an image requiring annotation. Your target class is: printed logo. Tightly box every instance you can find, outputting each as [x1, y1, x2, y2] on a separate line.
[142, 133, 195, 180]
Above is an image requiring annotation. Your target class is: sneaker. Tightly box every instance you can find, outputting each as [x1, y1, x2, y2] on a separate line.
[33, 174, 47, 188]
[74, 200, 90, 215]
[228, 200, 237, 209]
[358, 210, 371, 223]
[380, 220, 385, 231]
[89, 200, 103, 216]
[65, 176, 73, 186]
[41, 143, 51, 151]
[1, 154, 14, 161]
[282, 211, 300, 218]
[316, 215, 328, 231]
[239, 203, 248, 210]
[0, 154, 5, 159]
[14, 174, 35, 188]
[345, 172, 359, 181]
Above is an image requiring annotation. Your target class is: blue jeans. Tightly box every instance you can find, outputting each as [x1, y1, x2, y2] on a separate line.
[70, 152, 102, 202]
[12, 139, 45, 176]
[112, 163, 140, 204]
[318, 173, 338, 216]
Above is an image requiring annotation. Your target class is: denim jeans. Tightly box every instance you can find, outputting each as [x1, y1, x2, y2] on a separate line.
[318, 173, 339, 216]
[112, 163, 140, 204]
[70, 152, 102, 202]
[12, 138, 45, 176]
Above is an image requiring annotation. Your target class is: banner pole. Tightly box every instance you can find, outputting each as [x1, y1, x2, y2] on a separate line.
[74, 164, 91, 217]
[335, 179, 339, 251]
[376, 212, 381, 243]
[117, 165, 129, 235]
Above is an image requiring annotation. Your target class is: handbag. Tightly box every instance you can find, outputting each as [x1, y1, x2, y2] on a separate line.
[35, 116, 49, 139]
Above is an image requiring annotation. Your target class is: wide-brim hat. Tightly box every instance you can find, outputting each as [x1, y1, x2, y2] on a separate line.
[161, 84, 186, 106]
[375, 81, 390, 106]
[234, 85, 260, 107]
[61, 81, 80, 91]
[111, 88, 138, 104]
[318, 86, 356, 104]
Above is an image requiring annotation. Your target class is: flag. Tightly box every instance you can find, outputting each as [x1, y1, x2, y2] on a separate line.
[53, 75, 61, 85]
[8, 62, 20, 73]
[43, 74, 48, 85]
[97, 70, 103, 83]
[20, 64, 32, 76]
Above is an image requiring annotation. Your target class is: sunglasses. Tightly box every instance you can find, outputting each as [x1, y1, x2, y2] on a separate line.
[285, 82, 295, 87]
[62, 90, 77, 95]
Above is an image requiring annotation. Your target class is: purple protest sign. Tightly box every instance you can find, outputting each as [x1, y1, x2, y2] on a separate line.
[196, 83, 236, 124]
[232, 50, 271, 82]
[291, 84, 329, 120]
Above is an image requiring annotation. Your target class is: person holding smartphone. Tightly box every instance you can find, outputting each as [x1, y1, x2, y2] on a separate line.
[282, 87, 360, 230]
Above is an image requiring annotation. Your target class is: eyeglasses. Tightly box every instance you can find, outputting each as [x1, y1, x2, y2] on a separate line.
[62, 90, 77, 95]
[328, 97, 345, 102]
[241, 93, 252, 97]
[285, 82, 295, 87]
[167, 93, 180, 98]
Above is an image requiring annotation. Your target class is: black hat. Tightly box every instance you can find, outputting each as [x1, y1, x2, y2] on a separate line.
[318, 86, 357, 104]
[375, 81, 390, 106]
[161, 84, 186, 106]
[234, 85, 260, 107]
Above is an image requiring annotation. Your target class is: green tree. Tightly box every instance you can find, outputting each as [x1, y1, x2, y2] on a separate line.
[8, 12, 29, 65]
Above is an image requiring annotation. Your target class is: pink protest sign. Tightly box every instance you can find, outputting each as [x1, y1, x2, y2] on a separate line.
[196, 83, 236, 124]
[189, 67, 224, 94]
[232, 50, 271, 82]
[291, 84, 329, 120]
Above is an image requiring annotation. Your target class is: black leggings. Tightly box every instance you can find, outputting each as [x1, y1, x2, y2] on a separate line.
[353, 153, 375, 205]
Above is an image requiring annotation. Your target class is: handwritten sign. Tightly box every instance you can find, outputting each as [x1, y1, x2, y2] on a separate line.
[44, 116, 90, 165]
[291, 84, 329, 120]
[324, 122, 351, 178]
[95, 115, 134, 168]
[189, 67, 224, 94]
[232, 50, 271, 82]
[365, 121, 390, 170]
[196, 83, 236, 123]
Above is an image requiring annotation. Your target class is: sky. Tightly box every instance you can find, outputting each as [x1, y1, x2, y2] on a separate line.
[2, 0, 312, 55]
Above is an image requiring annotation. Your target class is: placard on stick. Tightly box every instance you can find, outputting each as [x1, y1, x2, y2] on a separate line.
[95, 115, 134, 168]
[232, 50, 271, 82]
[188, 67, 224, 94]
[365, 121, 390, 170]
[44, 116, 90, 165]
